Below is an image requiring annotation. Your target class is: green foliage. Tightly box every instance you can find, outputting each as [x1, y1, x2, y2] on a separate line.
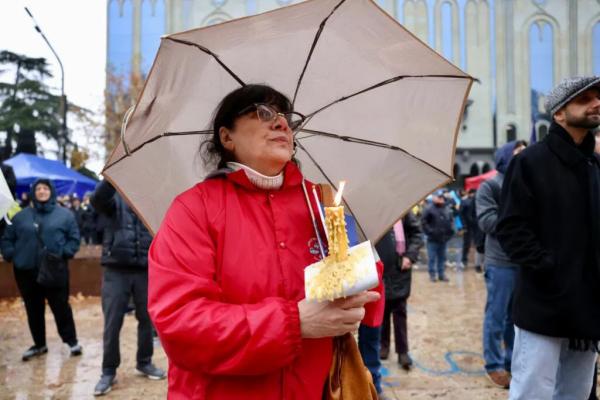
[0, 50, 64, 158]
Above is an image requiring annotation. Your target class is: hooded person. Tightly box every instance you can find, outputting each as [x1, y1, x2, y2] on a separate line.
[475, 140, 526, 389]
[0, 178, 82, 361]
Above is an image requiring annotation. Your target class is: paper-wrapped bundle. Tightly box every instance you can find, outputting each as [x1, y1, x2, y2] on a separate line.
[304, 240, 378, 302]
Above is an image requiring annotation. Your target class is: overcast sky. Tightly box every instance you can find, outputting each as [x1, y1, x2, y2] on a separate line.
[0, 0, 107, 173]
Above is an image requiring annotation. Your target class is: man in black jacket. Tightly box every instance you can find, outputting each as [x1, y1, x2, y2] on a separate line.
[376, 212, 423, 370]
[422, 190, 454, 282]
[497, 76, 600, 399]
[91, 181, 165, 396]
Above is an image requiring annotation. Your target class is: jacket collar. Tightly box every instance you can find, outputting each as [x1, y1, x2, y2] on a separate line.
[226, 161, 303, 191]
[546, 122, 596, 167]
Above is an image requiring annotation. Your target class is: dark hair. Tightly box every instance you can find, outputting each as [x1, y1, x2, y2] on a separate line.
[516, 140, 528, 148]
[200, 84, 293, 169]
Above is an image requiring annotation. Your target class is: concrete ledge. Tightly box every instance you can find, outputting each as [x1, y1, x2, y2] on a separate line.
[0, 245, 103, 298]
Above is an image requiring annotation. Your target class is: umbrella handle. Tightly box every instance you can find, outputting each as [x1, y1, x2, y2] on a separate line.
[120, 106, 135, 156]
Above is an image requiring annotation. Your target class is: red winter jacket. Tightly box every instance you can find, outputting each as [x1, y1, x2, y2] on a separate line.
[148, 162, 383, 399]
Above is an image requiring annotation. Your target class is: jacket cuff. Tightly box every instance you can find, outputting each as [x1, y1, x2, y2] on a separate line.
[285, 301, 303, 357]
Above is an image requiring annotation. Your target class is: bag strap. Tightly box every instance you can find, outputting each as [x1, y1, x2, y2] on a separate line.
[32, 210, 47, 250]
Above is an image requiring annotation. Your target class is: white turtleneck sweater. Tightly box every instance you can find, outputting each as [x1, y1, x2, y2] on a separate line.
[226, 162, 284, 190]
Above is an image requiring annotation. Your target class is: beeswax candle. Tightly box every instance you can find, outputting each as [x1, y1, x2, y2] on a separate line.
[324, 182, 349, 262]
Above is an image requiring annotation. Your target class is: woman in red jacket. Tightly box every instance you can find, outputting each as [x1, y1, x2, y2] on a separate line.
[148, 84, 380, 399]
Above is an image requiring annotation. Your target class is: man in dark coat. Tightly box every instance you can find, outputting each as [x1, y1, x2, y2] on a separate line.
[376, 212, 423, 370]
[497, 76, 600, 399]
[422, 190, 454, 282]
[91, 180, 165, 396]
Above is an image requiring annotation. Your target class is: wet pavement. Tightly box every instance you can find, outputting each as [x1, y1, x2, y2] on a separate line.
[0, 267, 596, 399]
[0, 294, 168, 399]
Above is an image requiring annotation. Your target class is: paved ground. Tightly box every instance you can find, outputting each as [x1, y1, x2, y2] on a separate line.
[380, 266, 506, 399]
[0, 266, 596, 399]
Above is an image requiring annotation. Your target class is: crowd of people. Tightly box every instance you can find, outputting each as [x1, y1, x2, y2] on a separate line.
[370, 77, 600, 400]
[1, 77, 599, 399]
[0, 178, 165, 397]
[17, 190, 107, 246]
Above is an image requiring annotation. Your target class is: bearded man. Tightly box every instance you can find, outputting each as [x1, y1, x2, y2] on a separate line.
[497, 77, 600, 399]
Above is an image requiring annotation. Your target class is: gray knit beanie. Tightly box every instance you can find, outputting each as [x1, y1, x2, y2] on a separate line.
[544, 76, 600, 116]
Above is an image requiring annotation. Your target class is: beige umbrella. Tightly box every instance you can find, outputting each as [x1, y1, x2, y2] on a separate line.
[102, 0, 473, 243]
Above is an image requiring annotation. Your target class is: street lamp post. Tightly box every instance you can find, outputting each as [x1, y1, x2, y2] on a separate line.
[24, 7, 68, 164]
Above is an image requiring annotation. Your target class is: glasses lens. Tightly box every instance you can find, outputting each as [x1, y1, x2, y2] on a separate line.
[256, 105, 276, 122]
[286, 113, 304, 130]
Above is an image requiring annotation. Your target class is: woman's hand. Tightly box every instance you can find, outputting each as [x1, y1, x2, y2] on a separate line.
[297, 291, 380, 339]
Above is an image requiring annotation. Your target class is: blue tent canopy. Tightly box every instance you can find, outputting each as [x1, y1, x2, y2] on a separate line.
[4, 153, 98, 198]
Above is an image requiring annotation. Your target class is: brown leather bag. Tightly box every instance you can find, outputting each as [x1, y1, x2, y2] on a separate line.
[323, 333, 378, 400]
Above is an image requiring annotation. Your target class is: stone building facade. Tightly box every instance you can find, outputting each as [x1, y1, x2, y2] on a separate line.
[107, 0, 600, 181]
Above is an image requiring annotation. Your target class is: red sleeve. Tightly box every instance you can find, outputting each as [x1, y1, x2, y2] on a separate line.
[147, 194, 302, 376]
[361, 260, 385, 327]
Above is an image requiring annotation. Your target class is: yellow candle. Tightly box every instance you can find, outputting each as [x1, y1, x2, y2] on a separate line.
[325, 206, 349, 262]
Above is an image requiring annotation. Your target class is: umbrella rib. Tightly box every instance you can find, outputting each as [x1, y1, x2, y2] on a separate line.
[165, 37, 246, 87]
[305, 74, 473, 118]
[291, 0, 347, 107]
[295, 140, 368, 241]
[298, 128, 452, 179]
[103, 130, 213, 171]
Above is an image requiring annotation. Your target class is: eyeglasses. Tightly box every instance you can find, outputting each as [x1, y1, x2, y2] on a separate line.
[238, 103, 306, 131]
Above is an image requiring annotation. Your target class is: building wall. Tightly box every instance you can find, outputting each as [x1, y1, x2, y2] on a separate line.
[107, 0, 600, 178]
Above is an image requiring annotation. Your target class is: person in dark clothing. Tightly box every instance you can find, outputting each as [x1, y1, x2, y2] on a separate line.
[497, 77, 600, 399]
[94, 210, 107, 245]
[459, 189, 477, 268]
[79, 194, 97, 245]
[70, 196, 85, 237]
[476, 140, 526, 389]
[19, 192, 31, 208]
[422, 190, 454, 282]
[0, 179, 82, 361]
[91, 180, 165, 396]
[376, 212, 423, 370]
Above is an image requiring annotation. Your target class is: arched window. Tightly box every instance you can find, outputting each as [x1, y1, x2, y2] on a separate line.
[403, 0, 429, 43]
[506, 123, 517, 142]
[108, 0, 134, 84]
[529, 20, 554, 117]
[203, 12, 230, 26]
[469, 163, 480, 177]
[141, 0, 166, 77]
[536, 121, 549, 141]
[441, 2, 454, 61]
[593, 21, 600, 76]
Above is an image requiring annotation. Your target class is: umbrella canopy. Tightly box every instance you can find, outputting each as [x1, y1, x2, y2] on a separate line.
[5, 153, 98, 198]
[464, 169, 497, 191]
[102, 0, 473, 242]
